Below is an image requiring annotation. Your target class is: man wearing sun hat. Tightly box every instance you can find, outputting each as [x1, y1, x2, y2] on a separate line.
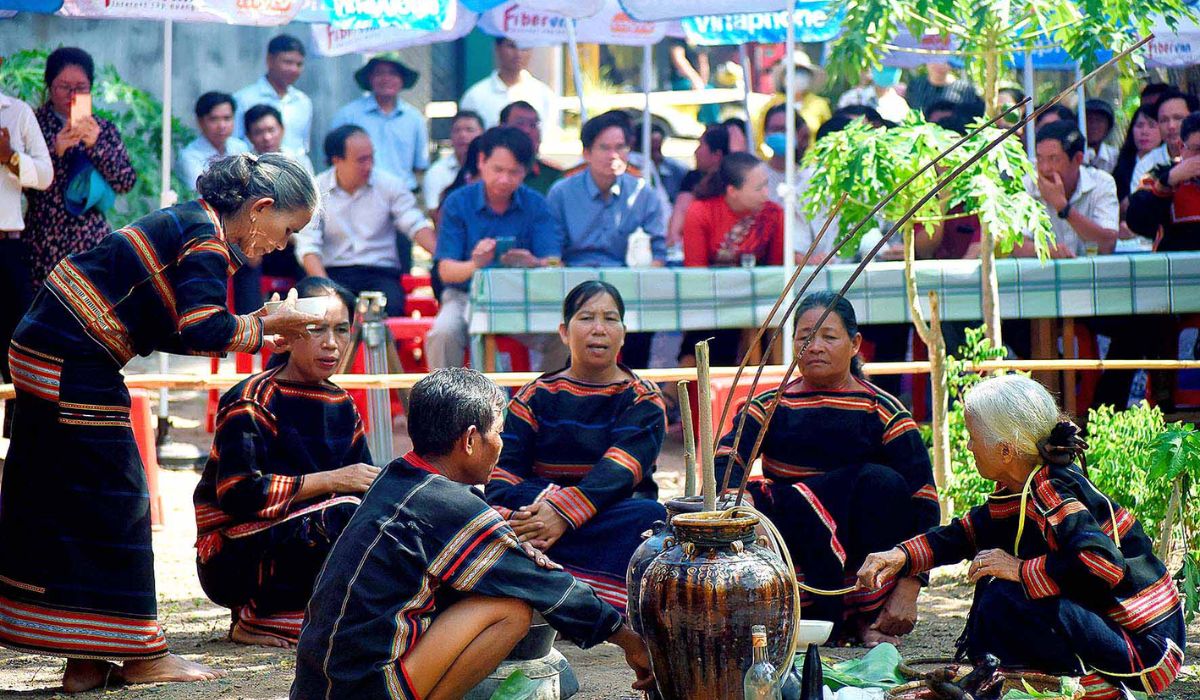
[331, 51, 429, 192]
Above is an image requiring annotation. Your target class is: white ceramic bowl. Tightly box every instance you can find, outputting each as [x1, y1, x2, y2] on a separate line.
[796, 619, 834, 645]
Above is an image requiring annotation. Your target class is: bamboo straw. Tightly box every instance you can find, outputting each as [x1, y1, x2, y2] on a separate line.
[716, 98, 1033, 497]
[696, 340, 716, 511]
[678, 380, 698, 498]
[730, 35, 1155, 507]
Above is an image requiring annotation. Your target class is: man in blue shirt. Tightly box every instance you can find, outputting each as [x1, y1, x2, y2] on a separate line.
[546, 111, 665, 366]
[233, 34, 314, 172]
[330, 53, 428, 192]
[429, 127, 563, 370]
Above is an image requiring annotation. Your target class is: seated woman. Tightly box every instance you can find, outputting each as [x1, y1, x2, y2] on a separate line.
[860, 375, 1186, 698]
[485, 281, 668, 609]
[193, 277, 378, 648]
[681, 151, 783, 367]
[714, 291, 939, 645]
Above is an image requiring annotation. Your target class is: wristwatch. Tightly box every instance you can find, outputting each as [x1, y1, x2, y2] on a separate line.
[1056, 203, 1072, 220]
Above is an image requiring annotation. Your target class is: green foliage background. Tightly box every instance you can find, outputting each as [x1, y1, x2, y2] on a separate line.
[0, 48, 194, 227]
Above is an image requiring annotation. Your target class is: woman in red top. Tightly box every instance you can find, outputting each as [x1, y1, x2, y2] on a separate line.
[680, 152, 784, 365]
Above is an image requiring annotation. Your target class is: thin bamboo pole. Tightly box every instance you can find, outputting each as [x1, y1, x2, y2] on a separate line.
[678, 380, 697, 498]
[696, 340, 716, 511]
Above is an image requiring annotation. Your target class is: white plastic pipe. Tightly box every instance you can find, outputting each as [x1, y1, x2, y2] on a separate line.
[738, 44, 755, 146]
[1075, 62, 1087, 137]
[642, 43, 653, 182]
[158, 19, 174, 426]
[1024, 46, 1036, 158]
[781, 4, 797, 364]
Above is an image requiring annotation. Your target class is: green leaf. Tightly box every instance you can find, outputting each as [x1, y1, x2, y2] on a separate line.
[1001, 676, 1082, 699]
[489, 670, 545, 700]
[812, 643, 907, 690]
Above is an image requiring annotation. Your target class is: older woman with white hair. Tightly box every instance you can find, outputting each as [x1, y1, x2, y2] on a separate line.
[859, 375, 1185, 698]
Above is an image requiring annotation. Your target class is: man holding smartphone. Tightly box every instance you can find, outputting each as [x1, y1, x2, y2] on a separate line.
[0, 73, 54, 436]
[430, 126, 563, 370]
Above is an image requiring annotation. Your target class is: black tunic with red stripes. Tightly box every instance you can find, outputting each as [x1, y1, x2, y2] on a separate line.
[898, 463, 1185, 698]
[0, 200, 265, 660]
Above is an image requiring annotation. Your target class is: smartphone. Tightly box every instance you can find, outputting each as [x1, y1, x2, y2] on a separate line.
[70, 93, 92, 128]
[493, 236, 517, 262]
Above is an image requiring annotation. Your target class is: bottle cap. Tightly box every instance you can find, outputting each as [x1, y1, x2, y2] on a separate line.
[751, 625, 767, 646]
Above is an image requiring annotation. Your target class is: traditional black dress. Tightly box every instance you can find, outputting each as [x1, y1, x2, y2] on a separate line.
[898, 463, 1186, 699]
[714, 377, 939, 630]
[292, 452, 623, 700]
[0, 200, 263, 660]
[484, 370, 668, 609]
[193, 367, 370, 643]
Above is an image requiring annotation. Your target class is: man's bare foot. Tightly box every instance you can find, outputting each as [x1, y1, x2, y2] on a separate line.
[859, 626, 901, 648]
[62, 659, 123, 693]
[121, 654, 226, 684]
[230, 621, 295, 649]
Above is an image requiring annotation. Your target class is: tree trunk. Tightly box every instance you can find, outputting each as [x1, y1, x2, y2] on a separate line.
[980, 219, 1004, 347]
[905, 229, 952, 518]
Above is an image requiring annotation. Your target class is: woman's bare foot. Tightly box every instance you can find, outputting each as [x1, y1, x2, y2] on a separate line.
[230, 621, 295, 649]
[859, 626, 901, 648]
[62, 659, 123, 693]
[121, 654, 226, 684]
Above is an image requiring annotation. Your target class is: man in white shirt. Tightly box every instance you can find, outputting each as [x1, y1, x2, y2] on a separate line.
[1130, 89, 1199, 190]
[460, 38, 557, 131]
[1020, 121, 1118, 258]
[1083, 99, 1118, 173]
[233, 34, 313, 171]
[295, 125, 436, 317]
[422, 110, 483, 213]
[178, 91, 251, 190]
[0, 84, 53, 433]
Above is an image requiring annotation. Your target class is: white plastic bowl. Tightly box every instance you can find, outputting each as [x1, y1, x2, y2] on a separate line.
[263, 297, 330, 317]
[796, 619, 834, 645]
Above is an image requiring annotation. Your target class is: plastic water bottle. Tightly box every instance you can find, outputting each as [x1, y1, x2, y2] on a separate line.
[744, 625, 782, 699]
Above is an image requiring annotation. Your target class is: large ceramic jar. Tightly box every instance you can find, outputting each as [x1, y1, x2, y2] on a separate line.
[626, 496, 707, 631]
[638, 511, 795, 699]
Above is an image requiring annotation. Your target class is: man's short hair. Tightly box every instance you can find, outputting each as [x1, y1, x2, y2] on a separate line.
[244, 103, 283, 135]
[324, 124, 367, 166]
[267, 34, 305, 56]
[408, 368, 507, 457]
[195, 91, 236, 120]
[452, 110, 485, 130]
[698, 124, 730, 156]
[1035, 103, 1077, 126]
[499, 100, 539, 125]
[1035, 120, 1086, 159]
[1180, 112, 1200, 144]
[495, 37, 518, 49]
[1154, 88, 1200, 120]
[923, 99, 959, 120]
[1141, 82, 1171, 104]
[478, 126, 534, 169]
[581, 111, 631, 150]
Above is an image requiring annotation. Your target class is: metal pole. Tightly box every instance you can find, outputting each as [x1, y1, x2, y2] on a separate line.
[158, 19, 173, 433]
[1075, 61, 1087, 138]
[565, 20, 588, 121]
[738, 44, 755, 146]
[642, 43, 653, 182]
[782, 4, 797, 364]
[1024, 46, 1036, 158]
[359, 292, 394, 464]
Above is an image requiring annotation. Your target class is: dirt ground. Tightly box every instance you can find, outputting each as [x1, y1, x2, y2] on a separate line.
[1, 372, 1198, 698]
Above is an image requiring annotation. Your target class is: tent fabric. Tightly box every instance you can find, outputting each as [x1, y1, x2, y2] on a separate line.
[0, 0, 61, 11]
[618, 0, 792, 22]
[321, 0, 454, 31]
[479, 0, 663, 47]
[681, 1, 843, 46]
[311, 3, 477, 55]
[55, 0, 301, 24]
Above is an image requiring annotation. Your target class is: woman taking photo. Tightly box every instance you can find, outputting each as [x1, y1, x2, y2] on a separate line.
[486, 281, 667, 609]
[26, 47, 137, 288]
[0, 153, 319, 692]
[714, 292, 938, 646]
[860, 375, 1185, 698]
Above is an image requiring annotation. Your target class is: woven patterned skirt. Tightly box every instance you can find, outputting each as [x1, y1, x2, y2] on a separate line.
[0, 309, 166, 660]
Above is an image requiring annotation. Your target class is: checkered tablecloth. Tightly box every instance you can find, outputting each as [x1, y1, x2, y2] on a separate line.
[467, 252, 1200, 334]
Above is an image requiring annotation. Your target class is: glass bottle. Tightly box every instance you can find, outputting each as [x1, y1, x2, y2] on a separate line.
[743, 625, 782, 700]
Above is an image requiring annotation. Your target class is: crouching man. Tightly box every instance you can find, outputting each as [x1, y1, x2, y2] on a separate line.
[291, 367, 654, 699]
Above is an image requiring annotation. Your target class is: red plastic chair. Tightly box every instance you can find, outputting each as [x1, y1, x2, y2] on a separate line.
[401, 273, 432, 294]
[494, 336, 532, 372]
[405, 296, 439, 318]
[687, 375, 786, 447]
[385, 317, 435, 374]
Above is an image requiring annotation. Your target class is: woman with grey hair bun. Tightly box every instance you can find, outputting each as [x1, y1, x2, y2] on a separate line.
[859, 375, 1186, 698]
[0, 152, 321, 693]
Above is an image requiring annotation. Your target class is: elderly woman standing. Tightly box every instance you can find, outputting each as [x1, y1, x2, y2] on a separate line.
[860, 375, 1186, 698]
[0, 153, 318, 692]
[715, 292, 938, 646]
[26, 47, 136, 287]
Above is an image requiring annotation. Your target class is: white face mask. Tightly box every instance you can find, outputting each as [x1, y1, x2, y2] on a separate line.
[792, 70, 813, 94]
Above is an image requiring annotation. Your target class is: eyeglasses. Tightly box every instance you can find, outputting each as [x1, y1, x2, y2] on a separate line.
[593, 144, 631, 156]
[51, 82, 90, 96]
